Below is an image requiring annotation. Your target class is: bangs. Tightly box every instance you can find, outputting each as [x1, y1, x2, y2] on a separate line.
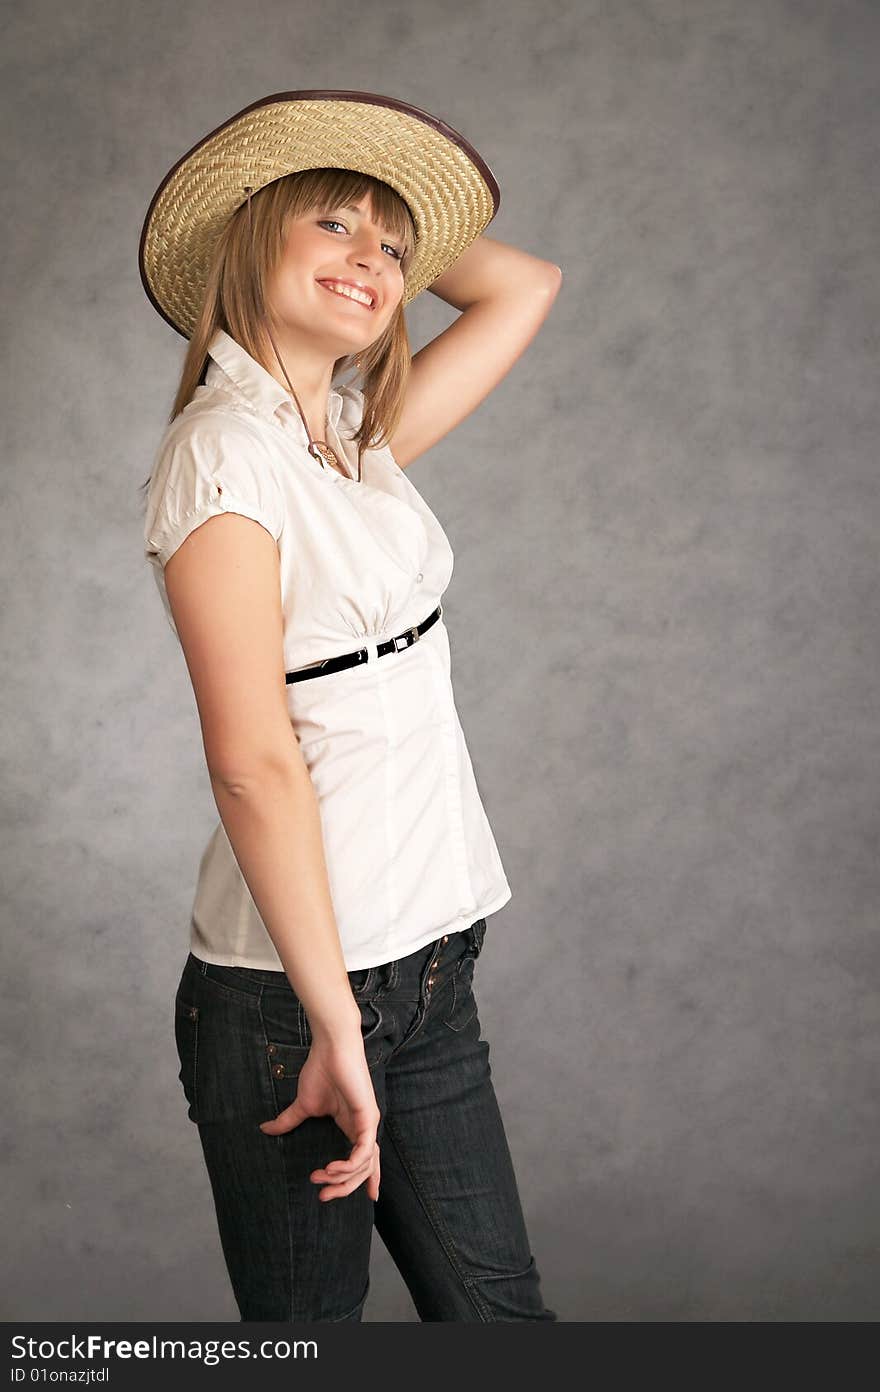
[282, 168, 417, 267]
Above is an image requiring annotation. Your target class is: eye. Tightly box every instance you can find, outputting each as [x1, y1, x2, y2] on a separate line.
[318, 219, 404, 262]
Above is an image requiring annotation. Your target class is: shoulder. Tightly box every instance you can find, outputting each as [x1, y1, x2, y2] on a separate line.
[151, 402, 281, 489]
[145, 402, 286, 560]
[161, 399, 276, 456]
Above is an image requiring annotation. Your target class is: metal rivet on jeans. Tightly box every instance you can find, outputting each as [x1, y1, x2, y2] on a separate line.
[272, 1063, 286, 1078]
[267, 1043, 277, 1056]
[188, 1006, 199, 1020]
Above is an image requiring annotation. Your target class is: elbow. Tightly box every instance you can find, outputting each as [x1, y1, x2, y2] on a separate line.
[530, 264, 563, 301]
[208, 747, 308, 796]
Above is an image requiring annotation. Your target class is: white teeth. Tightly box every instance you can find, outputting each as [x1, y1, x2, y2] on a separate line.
[321, 281, 373, 308]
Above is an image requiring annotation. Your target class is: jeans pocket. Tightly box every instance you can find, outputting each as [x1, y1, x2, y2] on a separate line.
[261, 987, 386, 1071]
[464, 917, 488, 961]
[299, 997, 386, 1064]
[358, 999, 387, 1064]
[263, 997, 387, 1116]
[264, 1038, 313, 1114]
[177, 969, 274, 1124]
[347, 966, 377, 998]
[198, 960, 263, 1002]
[174, 993, 200, 1121]
[442, 956, 479, 1033]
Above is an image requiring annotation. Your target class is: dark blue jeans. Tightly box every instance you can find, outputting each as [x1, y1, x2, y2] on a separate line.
[173, 918, 557, 1322]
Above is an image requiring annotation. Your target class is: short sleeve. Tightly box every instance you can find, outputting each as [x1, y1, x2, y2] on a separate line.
[144, 416, 285, 569]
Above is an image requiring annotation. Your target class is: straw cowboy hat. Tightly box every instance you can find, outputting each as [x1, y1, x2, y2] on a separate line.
[138, 88, 501, 339]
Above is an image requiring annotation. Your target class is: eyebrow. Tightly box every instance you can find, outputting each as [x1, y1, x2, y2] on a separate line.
[335, 202, 400, 240]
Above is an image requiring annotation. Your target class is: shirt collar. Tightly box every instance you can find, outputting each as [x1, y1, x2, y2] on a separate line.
[205, 327, 345, 435]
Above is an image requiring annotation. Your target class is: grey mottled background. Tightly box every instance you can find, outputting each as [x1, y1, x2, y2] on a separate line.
[2, 0, 878, 1322]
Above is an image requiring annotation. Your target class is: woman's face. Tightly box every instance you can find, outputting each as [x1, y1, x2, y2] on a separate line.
[267, 193, 406, 355]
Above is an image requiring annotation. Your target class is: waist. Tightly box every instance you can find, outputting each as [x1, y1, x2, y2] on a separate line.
[285, 604, 443, 685]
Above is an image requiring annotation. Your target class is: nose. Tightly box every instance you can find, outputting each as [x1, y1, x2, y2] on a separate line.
[349, 233, 385, 270]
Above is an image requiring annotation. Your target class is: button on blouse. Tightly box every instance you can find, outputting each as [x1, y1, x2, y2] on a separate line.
[144, 328, 512, 970]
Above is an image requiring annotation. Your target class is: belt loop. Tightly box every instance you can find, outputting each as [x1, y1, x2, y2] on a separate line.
[364, 635, 379, 665]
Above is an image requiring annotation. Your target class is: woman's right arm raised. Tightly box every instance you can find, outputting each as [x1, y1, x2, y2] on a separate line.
[162, 510, 380, 1201]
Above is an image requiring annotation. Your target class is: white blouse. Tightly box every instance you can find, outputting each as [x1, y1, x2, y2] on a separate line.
[144, 327, 512, 970]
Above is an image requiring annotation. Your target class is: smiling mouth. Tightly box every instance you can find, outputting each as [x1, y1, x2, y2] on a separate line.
[317, 281, 376, 311]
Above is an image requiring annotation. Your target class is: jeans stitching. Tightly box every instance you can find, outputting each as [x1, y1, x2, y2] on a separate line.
[329, 1275, 370, 1321]
[386, 936, 445, 1054]
[174, 991, 201, 1121]
[256, 995, 284, 1125]
[468, 1255, 537, 1283]
[296, 999, 309, 1048]
[382, 1118, 491, 1322]
[256, 988, 296, 1323]
[192, 1009, 199, 1119]
[442, 963, 478, 1032]
[198, 969, 262, 1005]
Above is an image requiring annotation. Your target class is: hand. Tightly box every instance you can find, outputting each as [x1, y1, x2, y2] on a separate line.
[258, 1033, 381, 1203]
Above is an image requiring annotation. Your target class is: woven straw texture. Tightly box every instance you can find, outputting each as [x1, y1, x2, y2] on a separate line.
[141, 98, 498, 339]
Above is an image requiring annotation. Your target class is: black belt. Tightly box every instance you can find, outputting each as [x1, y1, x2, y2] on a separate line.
[285, 604, 442, 684]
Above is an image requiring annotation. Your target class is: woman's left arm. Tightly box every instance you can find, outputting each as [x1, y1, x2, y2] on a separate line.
[387, 234, 563, 469]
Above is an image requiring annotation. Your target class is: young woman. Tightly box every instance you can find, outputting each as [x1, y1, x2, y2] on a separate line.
[140, 90, 562, 1322]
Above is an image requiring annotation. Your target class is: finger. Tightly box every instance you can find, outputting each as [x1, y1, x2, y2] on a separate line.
[317, 1171, 373, 1201]
[367, 1149, 380, 1202]
[258, 1097, 307, 1135]
[332, 1129, 377, 1172]
[314, 1147, 378, 1202]
[311, 1136, 377, 1183]
[311, 1151, 374, 1186]
[317, 1156, 367, 1178]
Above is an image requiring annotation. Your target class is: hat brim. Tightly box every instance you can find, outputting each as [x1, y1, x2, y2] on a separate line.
[139, 89, 501, 339]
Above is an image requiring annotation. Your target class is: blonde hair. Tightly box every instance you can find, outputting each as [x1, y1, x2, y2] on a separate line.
[139, 167, 417, 494]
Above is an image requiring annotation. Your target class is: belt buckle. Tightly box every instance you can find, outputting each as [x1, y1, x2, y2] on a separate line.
[393, 625, 420, 652]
